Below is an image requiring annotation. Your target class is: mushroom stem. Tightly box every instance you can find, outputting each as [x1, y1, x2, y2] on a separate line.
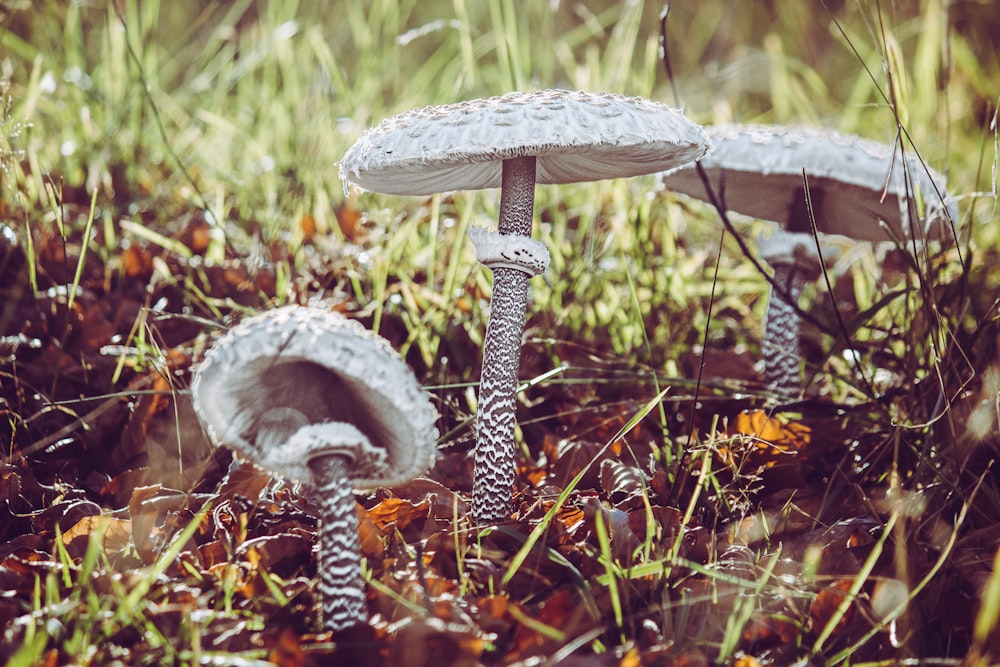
[472, 155, 537, 525]
[497, 155, 537, 236]
[762, 262, 806, 397]
[308, 452, 367, 633]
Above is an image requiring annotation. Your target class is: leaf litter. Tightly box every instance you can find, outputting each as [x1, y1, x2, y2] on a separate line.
[1, 5, 998, 665]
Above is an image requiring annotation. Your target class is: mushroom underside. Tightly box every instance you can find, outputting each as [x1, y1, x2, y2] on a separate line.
[198, 358, 407, 485]
[665, 169, 947, 243]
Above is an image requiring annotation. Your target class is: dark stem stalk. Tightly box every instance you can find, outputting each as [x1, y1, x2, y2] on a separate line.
[309, 454, 366, 632]
[762, 262, 806, 397]
[472, 155, 536, 525]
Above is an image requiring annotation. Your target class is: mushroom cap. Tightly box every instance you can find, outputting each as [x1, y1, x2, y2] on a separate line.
[339, 89, 710, 196]
[190, 305, 438, 489]
[659, 124, 956, 243]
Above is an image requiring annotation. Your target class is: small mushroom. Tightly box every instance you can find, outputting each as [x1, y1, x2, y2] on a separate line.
[190, 305, 438, 632]
[660, 124, 954, 396]
[340, 89, 708, 524]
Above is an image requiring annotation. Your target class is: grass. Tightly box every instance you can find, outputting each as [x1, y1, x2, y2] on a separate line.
[1, 0, 998, 664]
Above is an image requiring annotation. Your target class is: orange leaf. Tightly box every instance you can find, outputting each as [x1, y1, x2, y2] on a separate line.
[365, 497, 430, 534]
[810, 579, 855, 635]
[121, 243, 153, 278]
[620, 647, 641, 667]
[356, 502, 385, 559]
[733, 654, 764, 667]
[299, 214, 317, 243]
[335, 204, 364, 242]
[268, 627, 306, 667]
[735, 410, 811, 450]
[476, 594, 509, 621]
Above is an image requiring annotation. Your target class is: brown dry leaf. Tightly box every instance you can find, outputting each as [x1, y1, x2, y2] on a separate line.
[97, 468, 151, 509]
[237, 534, 312, 578]
[76, 296, 119, 355]
[122, 374, 174, 448]
[741, 614, 800, 647]
[217, 461, 275, 506]
[128, 483, 163, 560]
[357, 502, 386, 559]
[128, 484, 197, 563]
[627, 504, 681, 545]
[197, 539, 230, 570]
[557, 504, 586, 534]
[542, 434, 562, 465]
[61, 515, 132, 553]
[520, 462, 547, 487]
[390, 478, 468, 521]
[810, 579, 855, 636]
[546, 438, 612, 488]
[476, 594, 509, 621]
[267, 627, 306, 667]
[511, 590, 583, 656]
[366, 497, 430, 534]
[600, 459, 647, 502]
[388, 618, 484, 667]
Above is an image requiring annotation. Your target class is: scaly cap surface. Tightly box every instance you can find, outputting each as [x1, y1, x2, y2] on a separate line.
[339, 89, 709, 196]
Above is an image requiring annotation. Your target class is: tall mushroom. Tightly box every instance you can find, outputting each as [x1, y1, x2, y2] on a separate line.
[659, 124, 954, 396]
[339, 89, 709, 524]
[190, 305, 438, 632]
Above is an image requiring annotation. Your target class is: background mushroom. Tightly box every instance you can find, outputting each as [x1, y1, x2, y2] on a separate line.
[190, 305, 438, 632]
[339, 89, 708, 524]
[659, 123, 955, 396]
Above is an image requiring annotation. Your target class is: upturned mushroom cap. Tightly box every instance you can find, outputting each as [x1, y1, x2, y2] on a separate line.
[338, 89, 709, 196]
[191, 305, 438, 488]
[659, 124, 955, 243]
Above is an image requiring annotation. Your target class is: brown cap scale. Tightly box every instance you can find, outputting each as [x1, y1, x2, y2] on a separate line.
[340, 89, 708, 524]
[660, 124, 955, 396]
[191, 305, 438, 632]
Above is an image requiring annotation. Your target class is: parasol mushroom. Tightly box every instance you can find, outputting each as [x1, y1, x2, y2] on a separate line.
[190, 305, 438, 632]
[659, 123, 954, 396]
[339, 89, 708, 524]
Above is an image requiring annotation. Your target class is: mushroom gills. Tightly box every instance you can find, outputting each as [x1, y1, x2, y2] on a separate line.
[190, 305, 440, 631]
[235, 360, 396, 461]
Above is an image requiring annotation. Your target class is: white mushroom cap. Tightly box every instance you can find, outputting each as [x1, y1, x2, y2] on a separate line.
[660, 124, 956, 243]
[339, 89, 709, 196]
[191, 305, 438, 489]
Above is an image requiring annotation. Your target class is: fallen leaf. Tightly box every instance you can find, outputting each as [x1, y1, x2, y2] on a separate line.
[734, 410, 811, 451]
[366, 497, 430, 537]
[810, 579, 855, 636]
[61, 515, 132, 553]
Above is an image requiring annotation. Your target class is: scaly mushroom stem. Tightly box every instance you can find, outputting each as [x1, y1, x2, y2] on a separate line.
[473, 155, 537, 525]
[762, 261, 806, 397]
[309, 453, 367, 633]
